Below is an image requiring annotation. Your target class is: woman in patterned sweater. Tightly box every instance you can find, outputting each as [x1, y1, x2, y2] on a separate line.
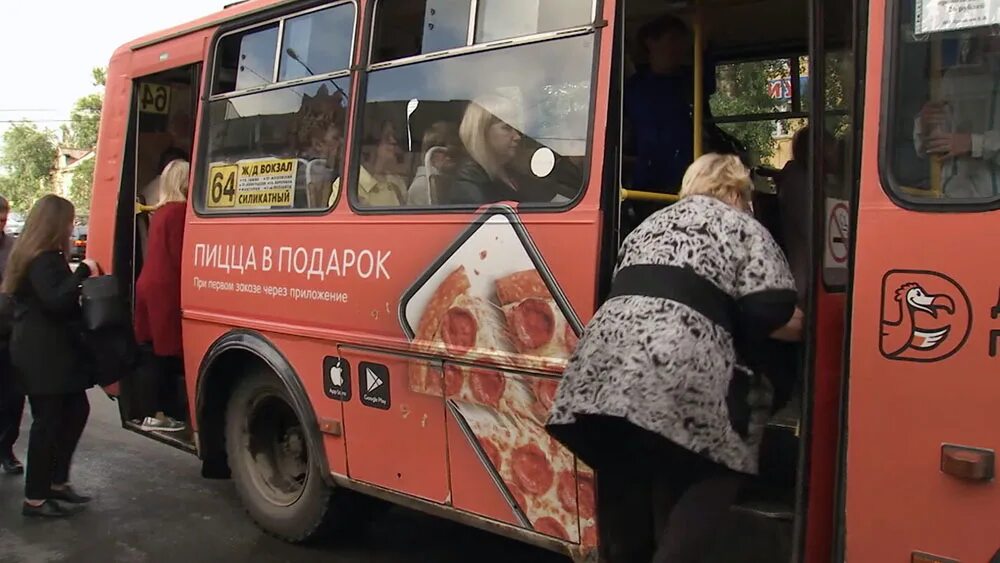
[547, 154, 804, 563]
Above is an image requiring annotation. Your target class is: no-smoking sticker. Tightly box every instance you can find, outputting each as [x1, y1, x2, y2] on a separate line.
[826, 200, 850, 265]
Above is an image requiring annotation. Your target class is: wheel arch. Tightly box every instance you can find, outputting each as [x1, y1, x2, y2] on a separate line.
[195, 329, 331, 484]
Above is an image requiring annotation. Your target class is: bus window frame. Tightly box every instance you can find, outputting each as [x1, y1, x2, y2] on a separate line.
[347, 4, 606, 216]
[878, 0, 1000, 213]
[193, 0, 359, 218]
[367, 0, 600, 69]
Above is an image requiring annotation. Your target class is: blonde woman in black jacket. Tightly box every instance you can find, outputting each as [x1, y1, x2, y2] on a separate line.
[3, 195, 98, 518]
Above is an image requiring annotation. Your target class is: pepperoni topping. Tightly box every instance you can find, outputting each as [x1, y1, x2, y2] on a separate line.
[581, 525, 598, 546]
[534, 379, 559, 411]
[507, 481, 528, 512]
[469, 369, 505, 408]
[511, 443, 554, 495]
[556, 470, 576, 513]
[531, 378, 559, 421]
[479, 438, 502, 470]
[533, 516, 569, 541]
[442, 307, 477, 354]
[506, 298, 555, 351]
[444, 365, 465, 397]
[577, 472, 595, 520]
[564, 322, 579, 353]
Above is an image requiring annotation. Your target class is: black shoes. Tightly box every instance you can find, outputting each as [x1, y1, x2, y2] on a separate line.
[48, 485, 91, 504]
[1, 456, 23, 475]
[22, 499, 84, 518]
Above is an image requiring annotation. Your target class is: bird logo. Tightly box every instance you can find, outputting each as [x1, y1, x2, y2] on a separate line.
[880, 271, 971, 362]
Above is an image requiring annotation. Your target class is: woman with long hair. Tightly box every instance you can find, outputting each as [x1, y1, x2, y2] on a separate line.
[133, 159, 189, 433]
[447, 94, 558, 205]
[3, 194, 98, 518]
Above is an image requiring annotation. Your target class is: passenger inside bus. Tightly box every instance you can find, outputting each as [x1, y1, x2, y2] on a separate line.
[913, 34, 1000, 199]
[339, 120, 409, 208]
[288, 84, 346, 208]
[446, 95, 560, 206]
[407, 121, 461, 206]
[624, 15, 695, 197]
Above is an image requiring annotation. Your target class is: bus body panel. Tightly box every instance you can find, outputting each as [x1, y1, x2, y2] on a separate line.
[804, 290, 845, 563]
[88, 48, 134, 273]
[846, 0, 1000, 559]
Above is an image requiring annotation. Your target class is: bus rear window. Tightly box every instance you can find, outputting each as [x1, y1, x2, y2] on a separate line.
[883, 0, 1000, 204]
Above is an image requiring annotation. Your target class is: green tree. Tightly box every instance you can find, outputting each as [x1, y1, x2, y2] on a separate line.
[68, 157, 95, 213]
[60, 66, 106, 211]
[0, 123, 57, 210]
[710, 59, 789, 164]
[62, 67, 106, 150]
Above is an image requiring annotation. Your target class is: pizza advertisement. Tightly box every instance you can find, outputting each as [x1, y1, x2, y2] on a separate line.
[397, 206, 594, 544]
[401, 207, 582, 397]
[446, 368, 597, 545]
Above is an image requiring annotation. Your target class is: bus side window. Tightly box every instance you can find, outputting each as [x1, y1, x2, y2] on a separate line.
[356, 1, 598, 211]
[199, 3, 356, 213]
[370, 0, 594, 65]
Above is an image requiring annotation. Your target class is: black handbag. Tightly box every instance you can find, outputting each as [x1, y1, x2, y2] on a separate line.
[81, 275, 128, 332]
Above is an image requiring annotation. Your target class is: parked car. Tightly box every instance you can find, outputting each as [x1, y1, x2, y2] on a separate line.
[5, 212, 23, 237]
[69, 224, 88, 261]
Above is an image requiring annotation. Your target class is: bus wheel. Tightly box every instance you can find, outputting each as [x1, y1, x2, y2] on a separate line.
[225, 371, 333, 542]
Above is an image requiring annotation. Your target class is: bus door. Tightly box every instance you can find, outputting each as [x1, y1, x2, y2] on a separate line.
[616, 0, 859, 560]
[843, 0, 1000, 560]
[112, 62, 201, 448]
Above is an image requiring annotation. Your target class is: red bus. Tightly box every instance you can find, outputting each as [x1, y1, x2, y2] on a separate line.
[89, 0, 1000, 561]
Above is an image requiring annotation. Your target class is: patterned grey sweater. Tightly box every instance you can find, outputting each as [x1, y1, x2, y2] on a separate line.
[547, 195, 796, 474]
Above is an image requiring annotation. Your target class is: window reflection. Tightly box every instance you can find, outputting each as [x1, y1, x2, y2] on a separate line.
[214, 25, 280, 94]
[474, 0, 593, 43]
[205, 79, 351, 210]
[356, 34, 593, 209]
[279, 5, 356, 81]
[372, 0, 472, 63]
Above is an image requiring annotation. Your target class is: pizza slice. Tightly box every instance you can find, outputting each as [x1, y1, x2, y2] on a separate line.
[409, 266, 513, 396]
[456, 401, 581, 543]
[496, 270, 578, 362]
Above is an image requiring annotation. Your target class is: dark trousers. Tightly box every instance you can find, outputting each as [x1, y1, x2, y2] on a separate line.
[132, 348, 184, 421]
[579, 416, 744, 563]
[25, 392, 90, 500]
[0, 360, 25, 459]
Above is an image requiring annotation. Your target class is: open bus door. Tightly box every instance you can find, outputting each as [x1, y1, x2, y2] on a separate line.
[842, 0, 1000, 560]
[616, 0, 860, 560]
[106, 58, 202, 452]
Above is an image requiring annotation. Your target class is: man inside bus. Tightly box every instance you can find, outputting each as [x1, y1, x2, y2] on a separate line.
[624, 15, 692, 196]
[914, 34, 1000, 199]
[623, 14, 719, 231]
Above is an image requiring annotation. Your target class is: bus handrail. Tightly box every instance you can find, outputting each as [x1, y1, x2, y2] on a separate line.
[620, 189, 680, 203]
[135, 202, 158, 215]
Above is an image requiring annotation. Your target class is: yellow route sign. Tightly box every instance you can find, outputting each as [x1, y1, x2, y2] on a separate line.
[138, 83, 171, 115]
[206, 164, 238, 208]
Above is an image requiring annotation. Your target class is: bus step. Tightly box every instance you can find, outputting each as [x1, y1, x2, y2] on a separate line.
[732, 482, 795, 521]
[730, 499, 795, 521]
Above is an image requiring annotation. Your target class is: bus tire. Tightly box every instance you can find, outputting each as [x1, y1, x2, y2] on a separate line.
[225, 370, 334, 543]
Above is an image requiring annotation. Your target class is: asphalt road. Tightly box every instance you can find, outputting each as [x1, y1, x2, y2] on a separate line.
[0, 389, 569, 563]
